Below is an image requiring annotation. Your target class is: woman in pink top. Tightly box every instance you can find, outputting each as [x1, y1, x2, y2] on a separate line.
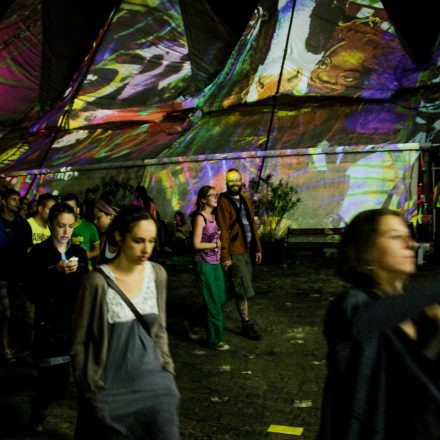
[192, 186, 229, 351]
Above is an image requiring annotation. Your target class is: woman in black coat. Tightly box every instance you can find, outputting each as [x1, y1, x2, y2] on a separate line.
[318, 208, 440, 440]
[26, 202, 88, 433]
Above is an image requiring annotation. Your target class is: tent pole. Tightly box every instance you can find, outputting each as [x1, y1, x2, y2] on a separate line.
[256, 0, 296, 191]
[24, 2, 122, 197]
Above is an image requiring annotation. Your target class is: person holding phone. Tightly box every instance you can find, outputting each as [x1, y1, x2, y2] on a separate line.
[25, 202, 88, 433]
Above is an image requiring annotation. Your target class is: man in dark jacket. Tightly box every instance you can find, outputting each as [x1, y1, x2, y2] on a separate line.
[0, 188, 33, 362]
[217, 169, 263, 340]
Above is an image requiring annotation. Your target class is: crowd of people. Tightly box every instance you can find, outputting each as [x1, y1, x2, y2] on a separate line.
[0, 169, 264, 438]
[2, 170, 440, 439]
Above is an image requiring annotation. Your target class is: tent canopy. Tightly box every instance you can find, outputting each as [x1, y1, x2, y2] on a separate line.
[0, 0, 439, 229]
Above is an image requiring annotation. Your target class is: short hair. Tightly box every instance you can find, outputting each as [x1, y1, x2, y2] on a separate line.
[48, 202, 77, 227]
[337, 208, 403, 288]
[61, 193, 80, 207]
[106, 205, 155, 246]
[226, 168, 241, 177]
[2, 188, 20, 200]
[135, 185, 149, 198]
[85, 187, 97, 196]
[37, 193, 57, 208]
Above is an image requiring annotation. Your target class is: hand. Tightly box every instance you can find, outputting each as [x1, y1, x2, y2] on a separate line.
[216, 239, 221, 249]
[399, 320, 417, 340]
[425, 304, 440, 326]
[255, 252, 262, 264]
[222, 260, 233, 269]
[56, 259, 78, 275]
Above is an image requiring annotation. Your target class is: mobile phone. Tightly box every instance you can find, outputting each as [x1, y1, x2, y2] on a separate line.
[67, 256, 78, 265]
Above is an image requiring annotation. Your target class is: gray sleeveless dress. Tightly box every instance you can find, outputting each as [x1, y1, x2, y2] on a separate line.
[80, 263, 180, 439]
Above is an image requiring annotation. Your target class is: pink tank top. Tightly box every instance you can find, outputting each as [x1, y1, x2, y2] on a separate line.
[194, 213, 221, 264]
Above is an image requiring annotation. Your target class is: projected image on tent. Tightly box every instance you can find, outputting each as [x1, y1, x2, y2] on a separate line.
[65, 1, 193, 129]
[202, 0, 425, 111]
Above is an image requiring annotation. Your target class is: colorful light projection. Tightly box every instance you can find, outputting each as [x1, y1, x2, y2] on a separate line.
[42, 121, 187, 168]
[142, 144, 418, 227]
[0, 129, 53, 173]
[160, 108, 273, 157]
[267, 102, 429, 150]
[0, 0, 434, 235]
[0, 0, 42, 121]
[141, 156, 263, 220]
[201, 0, 437, 111]
[63, 0, 193, 129]
[261, 144, 419, 230]
[27, 167, 145, 203]
[3, 143, 418, 232]
[0, 174, 35, 196]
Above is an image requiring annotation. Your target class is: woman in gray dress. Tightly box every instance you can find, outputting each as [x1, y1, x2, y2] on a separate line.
[71, 205, 180, 439]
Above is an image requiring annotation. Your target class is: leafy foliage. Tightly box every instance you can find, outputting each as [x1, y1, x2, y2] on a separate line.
[250, 174, 301, 240]
[99, 175, 134, 209]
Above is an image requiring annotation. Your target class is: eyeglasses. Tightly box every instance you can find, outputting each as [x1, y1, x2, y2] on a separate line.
[207, 193, 219, 198]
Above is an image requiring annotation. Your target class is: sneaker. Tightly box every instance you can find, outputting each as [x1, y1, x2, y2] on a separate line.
[30, 420, 44, 434]
[30, 403, 46, 434]
[14, 346, 31, 359]
[183, 320, 204, 341]
[215, 342, 230, 351]
[241, 321, 262, 341]
[2, 348, 16, 363]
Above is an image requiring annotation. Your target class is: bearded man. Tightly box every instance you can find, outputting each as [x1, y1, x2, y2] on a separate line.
[216, 169, 263, 340]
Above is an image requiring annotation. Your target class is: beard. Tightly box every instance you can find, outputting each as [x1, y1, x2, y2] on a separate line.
[227, 185, 242, 196]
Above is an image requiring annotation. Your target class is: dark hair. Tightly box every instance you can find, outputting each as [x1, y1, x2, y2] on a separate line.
[174, 211, 186, 226]
[195, 186, 214, 212]
[2, 188, 20, 200]
[134, 185, 148, 198]
[37, 193, 57, 208]
[85, 187, 97, 196]
[337, 208, 403, 288]
[48, 202, 77, 227]
[106, 205, 155, 246]
[61, 193, 80, 207]
[133, 185, 156, 212]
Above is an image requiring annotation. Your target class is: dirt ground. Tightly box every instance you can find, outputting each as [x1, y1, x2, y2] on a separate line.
[0, 252, 352, 439]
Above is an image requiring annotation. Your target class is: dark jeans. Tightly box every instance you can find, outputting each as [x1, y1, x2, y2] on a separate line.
[31, 363, 71, 421]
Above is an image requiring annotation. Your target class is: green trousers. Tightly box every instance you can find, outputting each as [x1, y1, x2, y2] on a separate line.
[195, 262, 227, 345]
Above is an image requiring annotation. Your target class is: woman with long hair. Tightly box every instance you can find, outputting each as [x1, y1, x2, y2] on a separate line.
[192, 185, 229, 350]
[318, 208, 440, 439]
[72, 205, 180, 439]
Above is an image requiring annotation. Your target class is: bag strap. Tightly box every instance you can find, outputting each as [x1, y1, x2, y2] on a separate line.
[95, 267, 151, 337]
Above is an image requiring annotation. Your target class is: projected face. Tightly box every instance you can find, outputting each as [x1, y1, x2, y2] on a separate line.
[308, 40, 372, 96]
[255, 68, 302, 100]
[226, 171, 243, 196]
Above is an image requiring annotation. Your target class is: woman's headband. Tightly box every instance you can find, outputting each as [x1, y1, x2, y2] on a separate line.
[95, 199, 117, 216]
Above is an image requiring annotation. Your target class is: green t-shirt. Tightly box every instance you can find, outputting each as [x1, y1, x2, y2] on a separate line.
[72, 219, 100, 254]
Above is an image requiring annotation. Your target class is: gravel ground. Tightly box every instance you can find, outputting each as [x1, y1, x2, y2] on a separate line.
[0, 253, 371, 439]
